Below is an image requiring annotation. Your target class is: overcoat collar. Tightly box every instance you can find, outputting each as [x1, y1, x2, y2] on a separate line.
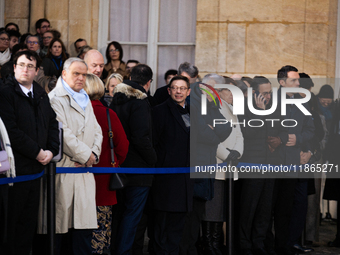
[52, 77, 86, 117]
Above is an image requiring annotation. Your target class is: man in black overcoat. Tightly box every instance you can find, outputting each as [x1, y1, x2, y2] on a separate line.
[0, 50, 59, 255]
[152, 75, 193, 254]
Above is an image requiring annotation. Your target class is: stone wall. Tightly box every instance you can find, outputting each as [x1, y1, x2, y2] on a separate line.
[195, 0, 338, 92]
[5, 0, 29, 33]
[4, 0, 339, 92]
[5, 0, 99, 57]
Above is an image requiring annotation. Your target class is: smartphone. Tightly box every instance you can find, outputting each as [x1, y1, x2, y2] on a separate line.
[254, 90, 267, 105]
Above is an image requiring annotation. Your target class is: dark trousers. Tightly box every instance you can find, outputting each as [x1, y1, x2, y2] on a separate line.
[115, 186, 150, 255]
[154, 211, 186, 255]
[179, 198, 206, 255]
[265, 178, 298, 251]
[239, 178, 275, 249]
[288, 180, 308, 246]
[55, 228, 93, 255]
[4, 178, 40, 255]
[0, 183, 8, 247]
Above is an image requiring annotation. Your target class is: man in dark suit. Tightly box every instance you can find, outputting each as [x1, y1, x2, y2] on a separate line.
[152, 75, 193, 254]
[265, 65, 314, 255]
[0, 50, 59, 254]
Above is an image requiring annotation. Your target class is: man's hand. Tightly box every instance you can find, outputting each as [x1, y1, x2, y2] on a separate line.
[254, 93, 265, 110]
[267, 136, 281, 149]
[38, 150, 53, 165]
[36, 149, 46, 161]
[85, 153, 97, 167]
[300, 151, 312, 165]
[286, 134, 296, 147]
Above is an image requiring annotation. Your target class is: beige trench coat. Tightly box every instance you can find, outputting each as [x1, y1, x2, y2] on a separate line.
[49, 78, 103, 234]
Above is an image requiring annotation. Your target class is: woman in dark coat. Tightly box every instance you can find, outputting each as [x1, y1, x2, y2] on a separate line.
[84, 74, 129, 254]
[41, 38, 68, 78]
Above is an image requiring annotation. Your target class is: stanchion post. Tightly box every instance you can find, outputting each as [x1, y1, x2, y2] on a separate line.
[227, 161, 234, 255]
[47, 123, 63, 255]
[47, 162, 56, 255]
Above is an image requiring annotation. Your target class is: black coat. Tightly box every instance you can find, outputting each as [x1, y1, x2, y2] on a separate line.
[41, 57, 62, 78]
[151, 98, 194, 212]
[274, 88, 314, 166]
[110, 80, 157, 186]
[150, 84, 170, 107]
[190, 82, 232, 200]
[0, 75, 59, 176]
[323, 100, 340, 201]
[239, 99, 272, 164]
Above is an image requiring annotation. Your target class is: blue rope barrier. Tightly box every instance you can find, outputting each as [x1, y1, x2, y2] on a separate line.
[0, 162, 310, 185]
[56, 167, 191, 174]
[0, 171, 45, 185]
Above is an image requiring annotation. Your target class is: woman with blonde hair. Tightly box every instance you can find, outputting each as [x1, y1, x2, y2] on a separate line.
[84, 74, 129, 254]
[102, 73, 123, 107]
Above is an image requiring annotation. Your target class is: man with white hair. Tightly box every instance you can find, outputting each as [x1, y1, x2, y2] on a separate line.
[49, 57, 103, 255]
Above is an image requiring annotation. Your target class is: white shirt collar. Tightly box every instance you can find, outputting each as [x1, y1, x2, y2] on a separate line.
[19, 84, 33, 97]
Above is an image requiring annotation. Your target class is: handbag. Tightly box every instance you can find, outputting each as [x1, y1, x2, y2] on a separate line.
[106, 108, 128, 190]
[0, 139, 10, 173]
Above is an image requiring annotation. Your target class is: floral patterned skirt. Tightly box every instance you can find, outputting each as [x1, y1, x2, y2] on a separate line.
[91, 206, 112, 254]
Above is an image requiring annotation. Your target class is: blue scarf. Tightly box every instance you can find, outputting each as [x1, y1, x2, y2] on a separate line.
[52, 55, 63, 70]
[61, 78, 89, 111]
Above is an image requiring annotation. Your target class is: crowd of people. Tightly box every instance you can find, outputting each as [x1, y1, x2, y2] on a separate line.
[0, 18, 339, 255]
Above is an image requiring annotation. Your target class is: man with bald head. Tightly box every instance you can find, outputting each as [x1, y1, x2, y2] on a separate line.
[84, 49, 105, 79]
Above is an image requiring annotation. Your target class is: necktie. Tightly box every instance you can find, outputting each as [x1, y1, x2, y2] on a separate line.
[27, 91, 34, 104]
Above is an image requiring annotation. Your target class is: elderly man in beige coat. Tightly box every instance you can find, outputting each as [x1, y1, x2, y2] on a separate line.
[49, 57, 102, 255]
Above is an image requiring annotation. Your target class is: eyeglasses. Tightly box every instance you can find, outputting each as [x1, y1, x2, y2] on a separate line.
[109, 49, 120, 53]
[170, 86, 188, 92]
[261, 91, 272, 96]
[27, 41, 39, 45]
[43, 36, 52, 40]
[41, 25, 51, 29]
[0, 37, 9, 42]
[16, 63, 36, 71]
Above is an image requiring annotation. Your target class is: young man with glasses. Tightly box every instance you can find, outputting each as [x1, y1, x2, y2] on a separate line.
[0, 50, 59, 254]
[35, 18, 51, 47]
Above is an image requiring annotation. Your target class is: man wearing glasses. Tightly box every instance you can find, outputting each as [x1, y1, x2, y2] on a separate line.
[152, 75, 193, 254]
[35, 18, 51, 47]
[0, 50, 59, 254]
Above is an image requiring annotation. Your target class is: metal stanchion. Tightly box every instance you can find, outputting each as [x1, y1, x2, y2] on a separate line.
[47, 162, 56, 255]
[47, 123, 63, 255]
[227, 161, 234, 255]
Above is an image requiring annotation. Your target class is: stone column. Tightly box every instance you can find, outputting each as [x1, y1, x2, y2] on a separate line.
[29, 0, 45, 33]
